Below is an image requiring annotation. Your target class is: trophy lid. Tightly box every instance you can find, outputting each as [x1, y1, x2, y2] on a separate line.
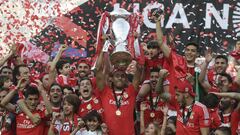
[110, 8, 131, 16]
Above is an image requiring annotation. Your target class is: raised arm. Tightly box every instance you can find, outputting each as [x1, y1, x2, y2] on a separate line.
[96, 51, 106, 91]
[159, 105, 168, 135]
[140, 102, 147, 134]
[49, 44, 68, 72]
[36, 80, 52, 115]
[155, 14, 171, 58]
[198, 49, 212, 92]
[212, 92, 240, 101]
[137, 83, 151, 99]
[0, 89, 17, 112]
[132, 62, 143, 91]
[155, 69, 169, 94]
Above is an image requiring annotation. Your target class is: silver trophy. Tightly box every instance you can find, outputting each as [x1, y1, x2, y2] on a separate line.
[109, 8, 133, 70]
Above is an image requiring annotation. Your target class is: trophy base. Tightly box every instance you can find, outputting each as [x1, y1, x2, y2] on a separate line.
[110, 51, 132, 70]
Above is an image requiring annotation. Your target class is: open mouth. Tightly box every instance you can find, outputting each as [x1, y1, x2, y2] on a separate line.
[83, 89, 89, 94]
[52, 94, 59, 99]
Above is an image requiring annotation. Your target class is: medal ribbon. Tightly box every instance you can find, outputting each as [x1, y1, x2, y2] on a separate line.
[182, 101, 195, 125]
[149, 89, 160, 111]
[113, 89, 126, 110]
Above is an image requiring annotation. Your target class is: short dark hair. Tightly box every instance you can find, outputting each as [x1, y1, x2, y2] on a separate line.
[218, 73, 233, 83]
[56, 59, 70, 74]
[79, 77, 92, 86]
[24, 86, 39, 99]
[215, 55, 228, 64]
[186, 42, 199, 51]
[0, 66, 12, 74]
[12, 64, 28, 85]
[147, 40, 159, 49]
[83, 110, 102, 130]
[62, 85, 74, 93]
[64, 94, 80, 114]
[50, 83, 63, 94]
[215, 127, 231, 135]
[202, 93, 219, 109]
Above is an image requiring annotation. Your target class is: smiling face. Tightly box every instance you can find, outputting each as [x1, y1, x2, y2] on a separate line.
[86, 117, 100, 131]
[214, 58, 228, 73]
[63, 100, 74, 116]
[79, 79, 93, 100]
[78, 63, 90, 78]
[184, 45, 198, 64]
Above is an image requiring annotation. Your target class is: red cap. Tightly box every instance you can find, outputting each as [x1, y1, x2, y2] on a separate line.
[175, 80, 196, 97]
[77, 58, 91, 66]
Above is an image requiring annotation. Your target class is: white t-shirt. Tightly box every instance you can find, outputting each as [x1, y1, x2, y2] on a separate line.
[75, 129, 102, 135]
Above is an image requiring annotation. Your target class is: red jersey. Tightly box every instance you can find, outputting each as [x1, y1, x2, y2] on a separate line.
[231, 109, 240, 135]
[176, 101, 210, 135]
[219, 112, 231, 127]
[53, 114, 79, 135]
[208, 108, 221, 129]
[145, 54, 165, 80]
[99, 84, 137, 135]
[142, 91, 165, 125]
[163, 50, 195, 79]
[78, 96, 103, 117]
[56, 74, 77, 87]
[15, 107, 47, 135]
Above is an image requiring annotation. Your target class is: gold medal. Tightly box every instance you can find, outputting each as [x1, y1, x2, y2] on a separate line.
[94, 99, 99, 104]
[116, 109, 121, 116]
[86, 104, 92, 110]
[123, 92, 128, 98]
[150, 112, 155, 118]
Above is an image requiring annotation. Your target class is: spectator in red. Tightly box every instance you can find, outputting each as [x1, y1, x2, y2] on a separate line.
[77, 59, 91, 79]
[202, 93, 221, 131]
[218, 96, 236, 127]
[138, 68, 168, 125]
[78, 77, 103, 117]
[213, 92, 240, 135]
[155, 14, 199, 80]
[144, 40, 165, 80]
[1, 84, 52, 135]
[49, 94, 80, 135]
[174, 80, 210, 135]
[96, 51, 142, 135]
[198, 53, 240, 93]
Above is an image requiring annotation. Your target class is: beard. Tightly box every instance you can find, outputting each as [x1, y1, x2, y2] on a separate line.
[220, 100, 231, 111]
